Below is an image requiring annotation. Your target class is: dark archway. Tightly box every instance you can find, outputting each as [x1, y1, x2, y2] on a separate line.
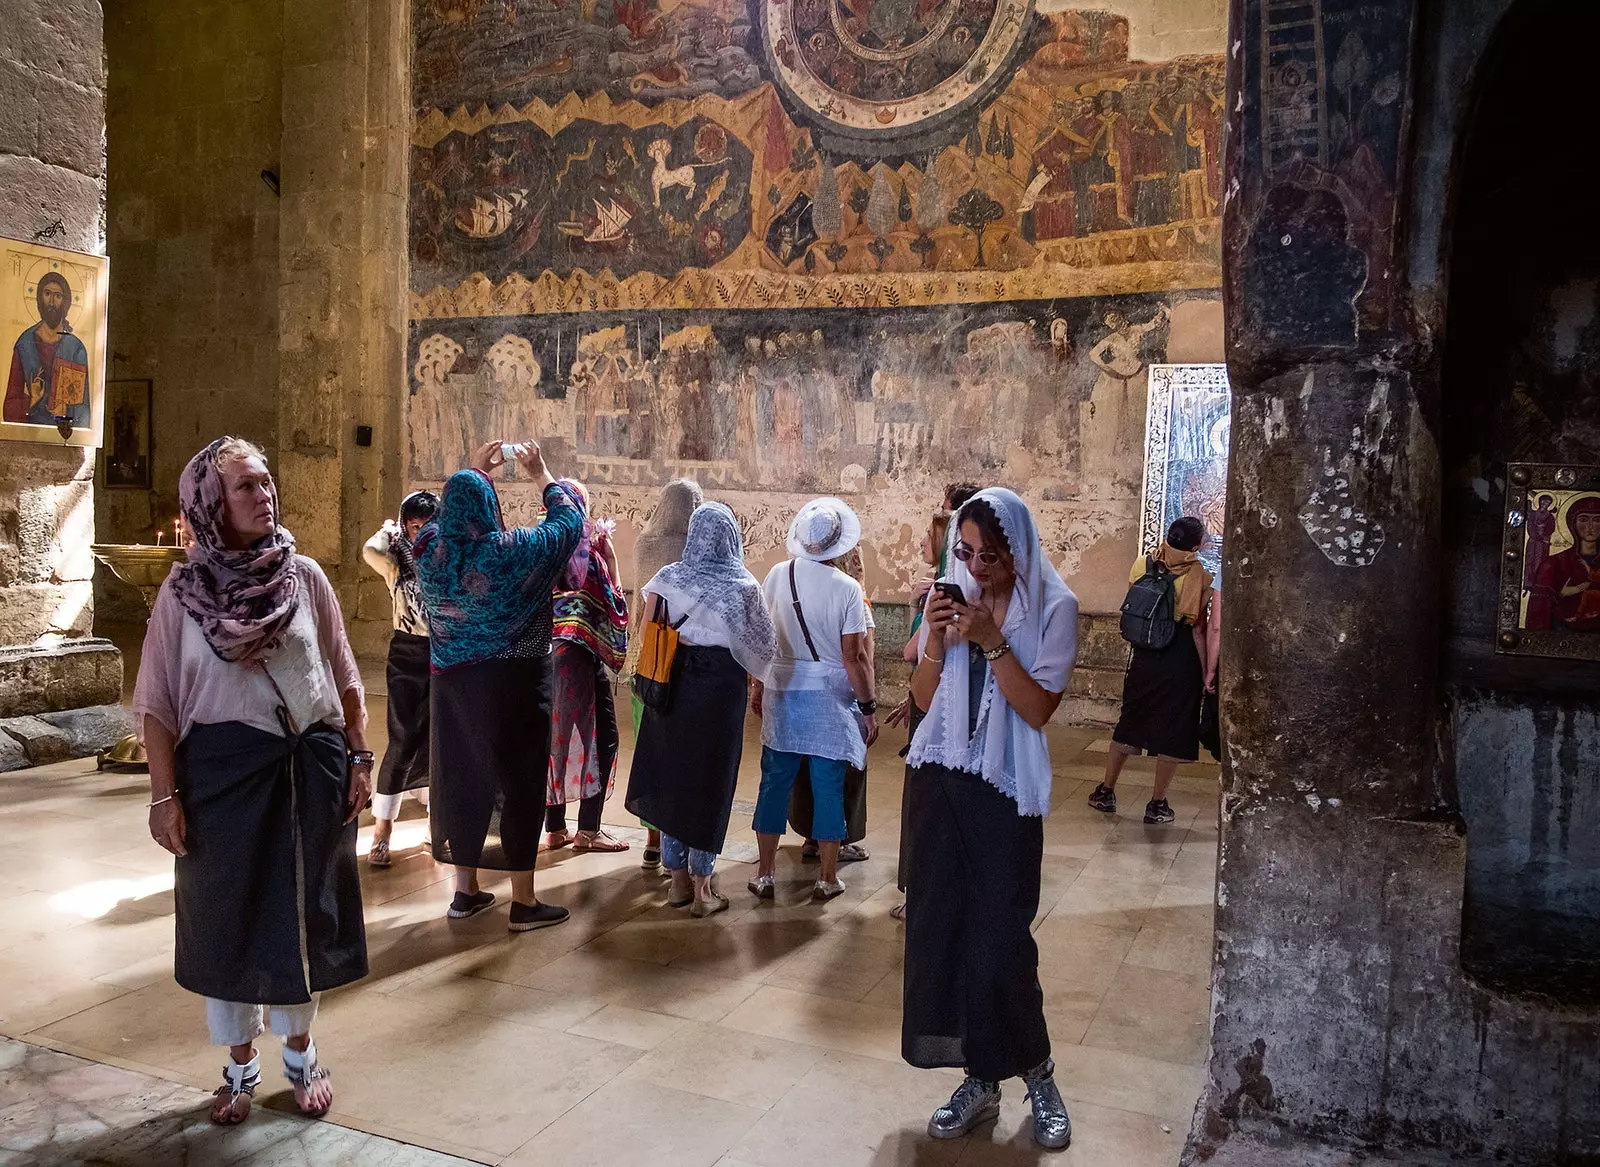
[1440, 0, 1600, 1004]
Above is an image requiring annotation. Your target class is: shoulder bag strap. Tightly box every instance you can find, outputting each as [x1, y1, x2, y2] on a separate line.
[788, 561, 822, 662]
[653, 592, 692, 630]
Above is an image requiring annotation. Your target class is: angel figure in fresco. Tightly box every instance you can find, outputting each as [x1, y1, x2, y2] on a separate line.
[1524, 492, 1557, 591]
[1526, 495, 1600, 632]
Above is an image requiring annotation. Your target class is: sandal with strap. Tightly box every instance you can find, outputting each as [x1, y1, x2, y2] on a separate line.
[282, 1040, 333, 1118]
[209, 1052, 260, 1125]
[573, 828, 630, 853]
[368, 838, 391, 869]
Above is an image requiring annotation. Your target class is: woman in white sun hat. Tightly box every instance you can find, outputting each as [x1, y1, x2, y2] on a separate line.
[748, 497, 878, 901]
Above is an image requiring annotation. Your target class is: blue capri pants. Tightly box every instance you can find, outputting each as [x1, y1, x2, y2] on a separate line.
[754, 747, 848, 842]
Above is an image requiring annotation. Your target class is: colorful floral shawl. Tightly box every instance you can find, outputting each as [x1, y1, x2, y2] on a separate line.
[413, 470, 585, 671]
[168, 438, 302, 663]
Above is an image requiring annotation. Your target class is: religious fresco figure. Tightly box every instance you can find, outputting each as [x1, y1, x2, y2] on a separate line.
[1127, 82, 1176, 227]
[4, 272, 90, 427]
[1024, 129, 1082, 242]
[1081, 304, 1168, 495]
[1071, 90, 1134, 234]
[1526, 495, 1600, 631]
[1524, 493, 1558, 591]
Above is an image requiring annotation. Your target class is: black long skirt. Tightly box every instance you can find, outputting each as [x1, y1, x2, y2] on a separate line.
[902, 763, 1050, 1082]
[1112, 625, 1203, 761]
[174, 720, 367, 1004]
[430, 654, 551, 871]
[895, 703, 926, 892]
[625, 645, 748, 855]
[377, 631, 431, 798]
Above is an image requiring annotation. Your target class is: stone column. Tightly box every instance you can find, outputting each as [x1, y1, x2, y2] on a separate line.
[276, 0, 408, 656]
[0, 0, 128, 768]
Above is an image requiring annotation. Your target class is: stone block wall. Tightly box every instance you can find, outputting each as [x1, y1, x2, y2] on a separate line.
[100, 0, 284, 544]
[0, 0, 122, 715]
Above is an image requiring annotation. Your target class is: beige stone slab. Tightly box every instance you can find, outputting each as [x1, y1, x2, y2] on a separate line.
[761, 930, 904, 1004]
[665, 918, 833, 983]
[1123, 925, 1215, 977]
[565, 1003, 688, 1050]
[0, 956, 133, 1038]
[1143, 882, 1216, 936]
[1041, 876, 1165, 934]
[27, 980, 220, 1085]
[620, 1020, 825, 1111]
[1038, 973, 1113, 1047]
[1032, 919, 1138, 994]
[1082, 964, 1212, 1067]
[307, 990, 643, 1157]
[388, 968, 604, 1033]
[511, 949, 761, 1024]
[952, 1093, 1189, 1166]
[720, 985, 904, 1063]
[728, 1050, 965, 1167]
[504, 1075, 763, 1167]
[1164, 846, 1220, 892]
[1047, 1042, 1206, 1125]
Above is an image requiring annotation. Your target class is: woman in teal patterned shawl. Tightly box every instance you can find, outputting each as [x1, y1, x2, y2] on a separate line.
[413, 439, 587, 932]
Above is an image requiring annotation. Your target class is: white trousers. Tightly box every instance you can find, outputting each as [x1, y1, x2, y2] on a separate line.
[204, 994, 320, 1047]
[371, 785, 429, 823]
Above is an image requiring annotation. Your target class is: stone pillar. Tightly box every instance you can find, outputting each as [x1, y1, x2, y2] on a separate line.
[0, 0, 128, 769]
[1189, 0, 1600, 1161]
[276, 0, 408, 657]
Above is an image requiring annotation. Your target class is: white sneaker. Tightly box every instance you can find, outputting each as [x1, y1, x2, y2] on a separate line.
[812, 878, 846, 901]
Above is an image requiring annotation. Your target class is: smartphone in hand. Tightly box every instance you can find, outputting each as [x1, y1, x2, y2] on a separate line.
[933, 581, 966, 607]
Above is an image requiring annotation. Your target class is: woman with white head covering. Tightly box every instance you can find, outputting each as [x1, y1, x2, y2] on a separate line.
[625, 478, 704, 872]
[748, 497, 878, 902]
[902, 488, 1079, 1151]
[624, 503, 777, 916]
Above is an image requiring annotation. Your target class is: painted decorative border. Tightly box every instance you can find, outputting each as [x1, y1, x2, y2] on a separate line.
[1497, 462, 1600, 662]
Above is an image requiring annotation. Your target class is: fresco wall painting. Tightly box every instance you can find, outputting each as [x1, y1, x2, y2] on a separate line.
[410, 0, 1227, 603]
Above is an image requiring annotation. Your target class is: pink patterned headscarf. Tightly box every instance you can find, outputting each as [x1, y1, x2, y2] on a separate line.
[168, 438, 302, 663]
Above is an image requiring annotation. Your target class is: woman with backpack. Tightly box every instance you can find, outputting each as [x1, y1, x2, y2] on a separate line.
[1089, 515, 1217, 824]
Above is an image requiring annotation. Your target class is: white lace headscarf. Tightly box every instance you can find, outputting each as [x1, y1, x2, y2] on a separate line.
[643, 502, 778, 681]
[907, 487, 1079, 816]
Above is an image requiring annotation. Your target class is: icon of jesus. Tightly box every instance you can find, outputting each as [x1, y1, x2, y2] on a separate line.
[4, 271, 91, 427]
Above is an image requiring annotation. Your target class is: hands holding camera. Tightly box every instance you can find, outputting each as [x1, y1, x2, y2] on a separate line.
[469, 439, 555, 491]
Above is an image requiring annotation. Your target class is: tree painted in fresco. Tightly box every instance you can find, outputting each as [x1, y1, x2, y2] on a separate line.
[949, 190, 1004, 268]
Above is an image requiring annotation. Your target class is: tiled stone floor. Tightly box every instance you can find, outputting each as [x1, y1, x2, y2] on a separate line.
[0, 674, 1219, 1166]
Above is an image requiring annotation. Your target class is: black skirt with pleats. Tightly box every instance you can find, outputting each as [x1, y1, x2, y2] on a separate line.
[377, 631, 431, 798]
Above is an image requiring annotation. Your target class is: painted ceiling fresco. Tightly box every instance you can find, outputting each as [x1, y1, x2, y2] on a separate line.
[411, 0, 1224, 317]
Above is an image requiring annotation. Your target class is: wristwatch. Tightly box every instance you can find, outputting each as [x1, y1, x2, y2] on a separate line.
[348, 749, 376, 768]
[856, 699, 878, 716]
[981, 640, 1012, 662]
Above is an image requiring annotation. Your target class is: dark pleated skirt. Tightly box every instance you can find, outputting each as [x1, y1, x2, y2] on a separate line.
[902, 763, 1050, 1082]
[1112, 626, 1203, 761]
[625, 645, 748, 855]
[377, 631, 431, 798]
[430, 653, 551, 871]
[174, 720, 367, 1004]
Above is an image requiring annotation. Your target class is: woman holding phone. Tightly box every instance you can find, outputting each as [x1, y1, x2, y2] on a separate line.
[900, 488, 1079, 1151]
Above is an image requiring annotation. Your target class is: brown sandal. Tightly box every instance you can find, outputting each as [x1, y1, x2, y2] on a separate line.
[573, 828, 630, 853]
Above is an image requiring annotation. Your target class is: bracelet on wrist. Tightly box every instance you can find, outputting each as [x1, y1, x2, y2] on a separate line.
[348, 749, 375, 768]
[921, 645, 945, 665]
[147, 792, 178, 809]
[981, 639, 1012, 662]
[855, 699, 877, 717]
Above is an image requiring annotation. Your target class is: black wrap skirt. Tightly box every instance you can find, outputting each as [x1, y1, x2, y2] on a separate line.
[625, 645, 748, 855]
[430, 653, 552, 870]
[173, 720, 367, 1004]
[902, 763, 1050, 1082]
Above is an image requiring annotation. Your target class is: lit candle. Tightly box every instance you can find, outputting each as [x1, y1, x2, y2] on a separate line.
[173, 517, 182, 547]
[155, 530, 165, 547]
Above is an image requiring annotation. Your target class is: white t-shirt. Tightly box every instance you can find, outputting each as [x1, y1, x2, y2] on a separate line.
[762, 558, 869, 690]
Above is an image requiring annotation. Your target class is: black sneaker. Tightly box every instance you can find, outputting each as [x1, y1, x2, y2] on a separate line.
[447, 890, 496, 919]
[1087, 783, 1117, 813]
[1144, 798, 1176, 825]
[508, 901, 570, 932]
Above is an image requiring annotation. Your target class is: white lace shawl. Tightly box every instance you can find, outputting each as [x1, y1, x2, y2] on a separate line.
[907, 488, 1079, 816]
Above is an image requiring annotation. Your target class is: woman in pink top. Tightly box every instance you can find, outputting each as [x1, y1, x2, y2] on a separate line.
[133, 437, 371, 1127]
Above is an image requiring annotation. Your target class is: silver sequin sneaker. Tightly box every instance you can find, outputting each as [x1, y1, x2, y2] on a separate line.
[1023, 1060, 1072, 1150]
[927, 1075, 1002, 1139]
